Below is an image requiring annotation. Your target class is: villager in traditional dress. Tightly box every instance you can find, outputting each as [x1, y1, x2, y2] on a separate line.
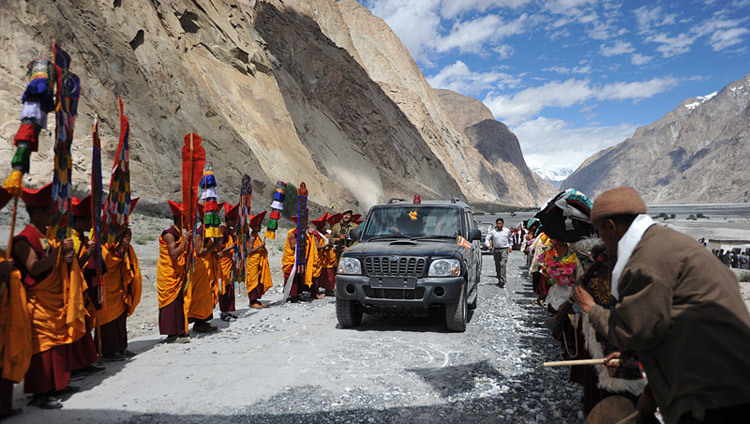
[245, 211, 272, 308]
[12, 184, 81, 409]
[575, 187, 750, 423]
[157, 201, 190, 343]
[0, 188, 32, 418]
[68, 195, 104, 379]
[185, 205, 222, 333]
[282, 219, 318, 302]
[311, 213, 336, 297]
[95, 199, 141, 361]
[218, 203, 238, 322]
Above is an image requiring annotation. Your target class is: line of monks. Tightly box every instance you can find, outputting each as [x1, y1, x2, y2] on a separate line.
[0, 182, 362, 416]
[156, 202, 361, 341]
[0, 183, 141, 414]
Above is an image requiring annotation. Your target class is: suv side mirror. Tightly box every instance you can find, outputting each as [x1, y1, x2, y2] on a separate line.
[469, 229, 482, 241]
[349, 228, 361, 241]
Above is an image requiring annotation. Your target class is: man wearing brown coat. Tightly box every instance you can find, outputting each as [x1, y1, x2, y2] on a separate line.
[574, 187, 750, 424]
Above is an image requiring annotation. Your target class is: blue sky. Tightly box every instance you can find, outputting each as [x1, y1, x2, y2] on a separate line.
[357, 0, 750, 180]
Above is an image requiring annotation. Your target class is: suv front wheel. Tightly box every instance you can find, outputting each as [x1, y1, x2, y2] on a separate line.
[445, 281, 467, 332]
[336, 297, 363, 328]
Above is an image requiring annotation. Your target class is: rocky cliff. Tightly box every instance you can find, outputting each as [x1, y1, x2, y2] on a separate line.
[562, 74, 750, 203]
[0, 0, 552, 212]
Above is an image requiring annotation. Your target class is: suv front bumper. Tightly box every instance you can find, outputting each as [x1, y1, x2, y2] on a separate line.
[336, 274, 464, 309]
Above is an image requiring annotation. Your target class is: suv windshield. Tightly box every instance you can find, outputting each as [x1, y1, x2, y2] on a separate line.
[361, 206, 461, 240]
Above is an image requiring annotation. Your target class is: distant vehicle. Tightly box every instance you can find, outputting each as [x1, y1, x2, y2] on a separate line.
[335, 198, 483, 332]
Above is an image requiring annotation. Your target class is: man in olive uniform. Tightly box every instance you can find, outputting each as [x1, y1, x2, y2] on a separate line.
[330, 210, 359, 261]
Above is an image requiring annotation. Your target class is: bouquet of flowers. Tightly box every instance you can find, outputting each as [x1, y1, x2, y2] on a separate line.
[542, 251, 578, 286]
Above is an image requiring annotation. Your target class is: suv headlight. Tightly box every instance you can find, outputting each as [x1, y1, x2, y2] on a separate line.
[428, 259, 460, 277]
[337, 257, 362, 275]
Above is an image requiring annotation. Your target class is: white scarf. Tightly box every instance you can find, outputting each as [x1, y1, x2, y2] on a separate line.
[611, 214, 656, 300]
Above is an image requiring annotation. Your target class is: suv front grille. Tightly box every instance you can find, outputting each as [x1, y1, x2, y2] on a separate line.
[364, 256, 426, 277]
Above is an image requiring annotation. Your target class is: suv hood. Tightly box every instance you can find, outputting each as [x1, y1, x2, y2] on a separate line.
[344, 239, 461, 258]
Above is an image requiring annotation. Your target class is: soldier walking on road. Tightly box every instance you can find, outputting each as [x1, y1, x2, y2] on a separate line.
[485, 218, 512, 288]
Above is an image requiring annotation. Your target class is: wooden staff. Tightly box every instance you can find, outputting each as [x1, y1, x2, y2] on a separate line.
[613, 411, 639, 424]
[543, 358, 621, 367]
[5, 196, 19, 259]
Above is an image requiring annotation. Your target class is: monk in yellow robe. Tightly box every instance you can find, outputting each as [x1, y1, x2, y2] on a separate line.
[0, 188, 32, 417]
[96, 198, 142, 361]
[184, 204, 222, 333]
[157, 201, 190, 343]
[311, 213, 337, 297]
[68, 195, 104, 378]
[245, 211, 272, 308]
[282, 214, 318, 302]
[218, 203, 238, 321]
[12, 183, 83, 409]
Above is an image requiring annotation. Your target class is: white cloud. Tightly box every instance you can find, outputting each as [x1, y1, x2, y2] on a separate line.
[645, 32, 696, 57]
[513, 116, 637, 175]
[436, 14, 528, 54]
[630, 53, 653, 65]
[543, 65, 592, 74]
[484, 77, 679, 125]
[493, 44, 515, 59]
[633, 6, 677, 34]
[439, 0, 531, 19]
[427, 61, 520, 94]
[709, 27, 750, 50]
[599, 40, 635, 56]
[365, 0, 442, 64]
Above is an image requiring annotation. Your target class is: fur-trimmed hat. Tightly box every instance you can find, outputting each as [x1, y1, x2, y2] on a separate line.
[224, 202, 239, 220]
[167, 200, 183, 217]
[71, 195, 92, 218]
[590, 187, 647, 223]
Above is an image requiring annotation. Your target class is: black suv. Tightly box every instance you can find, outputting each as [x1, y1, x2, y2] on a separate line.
[335, 199, 483, 332]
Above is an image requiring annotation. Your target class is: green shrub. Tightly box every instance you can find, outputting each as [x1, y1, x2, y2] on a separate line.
[740, 273, 750, 283]
[134, 234, 156, 245]
[283, 183, 299, 219]
[670, 214, 676, 219]
[687, 214, 697, 220]
[696, 213, 709, 219]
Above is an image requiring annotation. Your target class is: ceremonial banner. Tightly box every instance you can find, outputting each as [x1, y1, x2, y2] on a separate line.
[199, 162, 221, 238]
[103, 97, 132, 244]
[264, 181, 286, 240]
[50, 43, 80, 240]
[91, 116, 104, 303]
[231, 174, 252, 284]
[181, 133, 205, 290]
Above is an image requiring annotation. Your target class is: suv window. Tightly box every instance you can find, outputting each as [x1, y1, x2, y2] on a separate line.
[361, 206, 461, 239]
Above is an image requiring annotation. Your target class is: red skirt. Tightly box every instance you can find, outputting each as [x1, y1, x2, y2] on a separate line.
[70, 333, 98, 371]
[218, 282, 235, 312]
[0, 378, 13, 415]
[159, 293, 186, 336]
[24, 344, 72, 394]
[96, 311, 128, 355]
[317, 268, 336, 291]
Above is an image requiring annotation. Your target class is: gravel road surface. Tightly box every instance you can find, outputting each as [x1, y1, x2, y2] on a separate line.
[7, 251, 583, 424]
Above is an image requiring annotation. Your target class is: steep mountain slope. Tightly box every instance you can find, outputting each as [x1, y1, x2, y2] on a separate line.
[0, 0, 553, 211]
[437, 90, 557, 205]
[562, 74, 750, 203]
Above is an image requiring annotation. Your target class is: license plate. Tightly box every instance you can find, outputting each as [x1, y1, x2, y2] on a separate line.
[370, 277, 416, 289]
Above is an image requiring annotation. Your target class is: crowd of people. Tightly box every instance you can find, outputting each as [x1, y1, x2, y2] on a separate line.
[713, 248, 750, 270]
[511, 187, 750, 423]
[0, 184, 141, 414]
[0, 181, 366, 416]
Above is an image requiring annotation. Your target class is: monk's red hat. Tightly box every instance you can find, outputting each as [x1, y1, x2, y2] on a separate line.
[249, 210, 267, 227]
[0, 187, 11, 210]
[225, 202, 239, 220]
[71, 195, 92, 217]
[351, 214, 363, 224]
[21, 183, 52, 208]
[326, 213, 342, 226]
[311, 212, 328, 229]
[167, 200, 183, 217]
[130, 197, 140, 215]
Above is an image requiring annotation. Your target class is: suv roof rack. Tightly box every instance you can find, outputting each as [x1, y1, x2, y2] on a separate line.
[387, 198, 406, 204]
